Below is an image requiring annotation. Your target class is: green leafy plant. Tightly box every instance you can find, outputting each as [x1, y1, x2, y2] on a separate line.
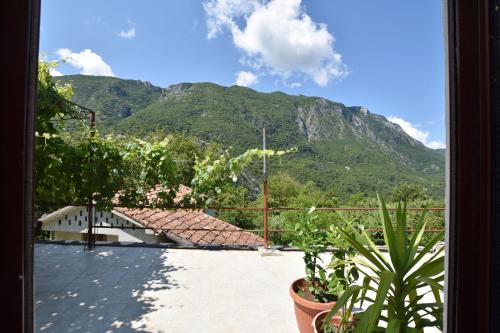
[294, 207, 334, 302]
[325, 194, 444, 332]
[294, 207, 358, 303]
[321, 290, 361, 333]
[190, 147, 296, 206]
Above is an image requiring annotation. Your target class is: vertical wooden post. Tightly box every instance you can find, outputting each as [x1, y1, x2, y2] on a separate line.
[262, 128, 269, 248]
[86, 111, 95, 250]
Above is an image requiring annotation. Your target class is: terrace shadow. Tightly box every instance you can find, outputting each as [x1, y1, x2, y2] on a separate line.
[35, 244, 185, 333]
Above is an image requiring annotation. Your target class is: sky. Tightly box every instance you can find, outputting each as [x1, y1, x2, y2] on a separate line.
[40, 0, 446, 148]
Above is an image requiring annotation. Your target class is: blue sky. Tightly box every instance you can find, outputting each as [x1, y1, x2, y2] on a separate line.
[40, 0, 446, 148]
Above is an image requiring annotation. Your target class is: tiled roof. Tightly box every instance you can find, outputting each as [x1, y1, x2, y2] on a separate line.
[113, 206, 265, 247]
[42, 185, 265, 247]
[113, 185, 265, 247]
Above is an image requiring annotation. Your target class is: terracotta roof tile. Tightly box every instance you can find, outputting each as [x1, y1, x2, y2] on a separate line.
[212, 232, 226, 244]
[113, 186, 265, 247]
[188, 231, 206, 244]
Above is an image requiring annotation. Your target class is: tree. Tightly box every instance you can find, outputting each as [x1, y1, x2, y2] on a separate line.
[35, 60, 80, 206]
[214, 186, 258, 229]
[254, 173, 301, 207]
[162, 133, 202, 185]
[35, 62, 181, 210]
[392, 183, 428, 202]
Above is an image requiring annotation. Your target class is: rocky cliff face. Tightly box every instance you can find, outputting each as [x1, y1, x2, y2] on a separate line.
[295, 99, 343, 142]
[293, 99, 422, 155]
[160, 83, 194, 102]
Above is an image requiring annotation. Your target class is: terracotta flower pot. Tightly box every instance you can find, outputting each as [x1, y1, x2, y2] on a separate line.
[289, 278, 336, 333]
[312, 310, 342, 333]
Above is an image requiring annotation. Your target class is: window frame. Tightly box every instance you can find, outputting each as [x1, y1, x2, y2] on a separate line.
[1, 0, 497, 331]
[445, 0, 494, 331]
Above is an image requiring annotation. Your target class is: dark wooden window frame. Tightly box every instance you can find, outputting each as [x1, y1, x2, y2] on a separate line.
[490, 0, 500, 331]
[1, 0, 40, 332]
[1, 0, 498, 331]
[445, 0, 498, 331]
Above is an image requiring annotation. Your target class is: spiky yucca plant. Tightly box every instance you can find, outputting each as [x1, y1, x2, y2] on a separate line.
[324, 195, 444, 333]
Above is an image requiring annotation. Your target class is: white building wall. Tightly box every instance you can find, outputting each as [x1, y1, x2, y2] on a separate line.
[42, 207, 164, 244]
[52, 231, 119, 242]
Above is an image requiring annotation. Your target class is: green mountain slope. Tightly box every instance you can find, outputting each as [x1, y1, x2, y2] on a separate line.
[56, 75, 445, 198]
[57, 75, 162, 127]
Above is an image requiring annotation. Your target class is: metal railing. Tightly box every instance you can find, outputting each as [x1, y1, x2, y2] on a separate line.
[37, 201, 445, 247]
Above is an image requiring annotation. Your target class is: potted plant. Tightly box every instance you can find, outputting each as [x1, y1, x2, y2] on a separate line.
[323, 195, 444, 332]
[312, 298, 360, 333]
[290, 207, 358, 333]
[311, 228, 362, 333]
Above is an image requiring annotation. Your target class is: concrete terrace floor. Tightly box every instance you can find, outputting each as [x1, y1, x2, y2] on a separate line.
[35, 243, 443, 333]
[35, 243, 305, 333]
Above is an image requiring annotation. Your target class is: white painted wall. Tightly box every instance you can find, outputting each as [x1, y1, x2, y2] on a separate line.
[52, 231, 119, 242]
[42, 207, 167, 244]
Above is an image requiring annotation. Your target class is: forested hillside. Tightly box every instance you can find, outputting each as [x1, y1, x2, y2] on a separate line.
[56, 75, 445, 199]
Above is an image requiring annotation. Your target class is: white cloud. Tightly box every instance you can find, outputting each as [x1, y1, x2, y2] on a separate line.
[427, 141, 446, 149]
[203, 0, 260, 39]
[290, 82, 301, 88]
[235, 71, 258, 87]
[118, 27, 136, 39]
[56, 48, 115, 76]
[203, 0, 347, 87]
[388, 117, 429, 143]
[388, 116, 445, 149]
[49, 68, 63, 77]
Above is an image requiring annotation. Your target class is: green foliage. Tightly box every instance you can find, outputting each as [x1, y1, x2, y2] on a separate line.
[294, 208, 358, 303]
[163, 133, 202, 184]
[322, 286, 362, 333]
[190, 147, 296, 206]
[38, 61, 292, 212]
[249, 174, 341, 245]
[55, 74, 162, 127]
[294, 208, 336, 303]
[392, 183, 428, 202]
[107, 136, 180, 209]
[56, 75, 445, 200]
[214, 186, 259, 229]
[36, 61, 74, 133]
[262, 173, 302, 207]
[64, 133, 126, 209]
[36, 62, 181, 210]
[325, 195, 444, 332]
[245, 173, 444, 247]
[35, 60, 79, 204]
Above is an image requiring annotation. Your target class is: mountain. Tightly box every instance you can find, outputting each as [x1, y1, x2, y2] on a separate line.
[57, 75, 163, 127]
[435, 148, 446, 156]
[56, 75, 445, 198]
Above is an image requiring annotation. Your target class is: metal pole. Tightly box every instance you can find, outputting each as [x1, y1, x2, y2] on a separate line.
[86, 111, 95, 250]
[262, 127, 269, 248]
